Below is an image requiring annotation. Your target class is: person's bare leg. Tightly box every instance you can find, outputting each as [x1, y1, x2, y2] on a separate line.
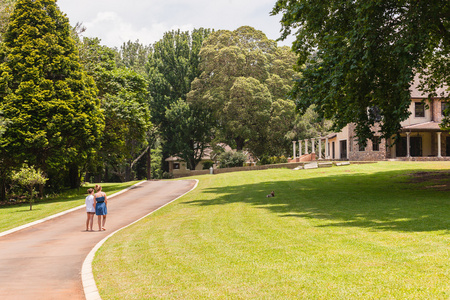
[85, 213, 90, 231]
[89, 214, 94, 231]
[102, 216, 106, 230]
[98, 215, 102, 231]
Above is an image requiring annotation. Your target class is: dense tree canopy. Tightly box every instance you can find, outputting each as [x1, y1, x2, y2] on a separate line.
[0, 0, 104, 190]
[188, 26, 299, 157]
[272, 0, 450, 144]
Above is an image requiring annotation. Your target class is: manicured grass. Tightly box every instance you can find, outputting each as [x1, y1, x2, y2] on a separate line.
[0, 181, 141, 233]
[93, 162, 450, 299]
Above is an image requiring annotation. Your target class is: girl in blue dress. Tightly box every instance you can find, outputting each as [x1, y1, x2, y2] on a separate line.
[94, 184, 107, 231]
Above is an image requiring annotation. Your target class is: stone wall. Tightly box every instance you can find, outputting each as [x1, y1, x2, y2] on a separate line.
[346, 123, 389, 161]
[172, 162, 308, 178]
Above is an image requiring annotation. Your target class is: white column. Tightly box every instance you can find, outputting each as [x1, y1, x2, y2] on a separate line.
[406, 132, 411, 158]
[292, 141, 296, 160]
[325, 138, 329, 159]
[298, 140, 302, 157]
[305, 139, 308, 154]
[311, 138, 315, 153]
[318, 138, 322, 159]
[437, 132, 442, 158]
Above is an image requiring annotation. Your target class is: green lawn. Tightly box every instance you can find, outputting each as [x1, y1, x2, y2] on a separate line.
[0, 181, 141, 233]
[94, 162, 450, 299]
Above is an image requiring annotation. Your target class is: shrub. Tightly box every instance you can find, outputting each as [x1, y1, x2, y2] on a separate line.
[257, 155, 288, 165]
[218, 151, 247, 168]
[10, 165, 48, 210]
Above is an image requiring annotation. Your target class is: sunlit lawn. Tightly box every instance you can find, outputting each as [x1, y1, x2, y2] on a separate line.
[0, 181, 141, 233]
[94, 162, 450, 299]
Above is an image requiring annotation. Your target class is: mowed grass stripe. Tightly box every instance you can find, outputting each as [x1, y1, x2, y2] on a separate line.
[93, 162, 450, 299]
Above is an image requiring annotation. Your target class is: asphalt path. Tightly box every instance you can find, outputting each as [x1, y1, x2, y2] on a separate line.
[0, 180, 197, 300]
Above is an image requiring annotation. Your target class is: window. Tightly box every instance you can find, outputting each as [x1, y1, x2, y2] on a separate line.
[442, 102, 449, 116]
[173, 163, 180, 169]
[372, 136, 380, 151]
[415, 102, 425, 117]
[359, 142, 365, 151]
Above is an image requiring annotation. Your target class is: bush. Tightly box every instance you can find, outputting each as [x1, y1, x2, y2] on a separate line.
[257, 155, 288, 165]
[10, 165, 48, 210]
[217, 151, 247, 168]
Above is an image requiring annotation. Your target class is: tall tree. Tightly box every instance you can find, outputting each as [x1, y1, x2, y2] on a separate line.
[272, 0, 450, 144]
[147, 28, 212, 170]
[0, 0, 104, 190]
[188, 26, 299, 157]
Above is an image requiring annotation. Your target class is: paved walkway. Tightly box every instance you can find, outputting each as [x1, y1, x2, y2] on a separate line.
[0, 180, 197, 300]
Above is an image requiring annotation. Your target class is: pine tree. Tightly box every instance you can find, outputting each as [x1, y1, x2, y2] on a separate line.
[0, 0, 104, 189]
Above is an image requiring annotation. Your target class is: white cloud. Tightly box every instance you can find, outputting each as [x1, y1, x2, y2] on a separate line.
[58, 0, 295, 48]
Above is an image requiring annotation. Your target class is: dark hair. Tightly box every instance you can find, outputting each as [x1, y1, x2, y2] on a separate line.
[87, 188, 94, 194]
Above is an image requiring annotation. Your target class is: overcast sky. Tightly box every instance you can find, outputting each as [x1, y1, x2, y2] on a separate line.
[57, 0, 295, 48]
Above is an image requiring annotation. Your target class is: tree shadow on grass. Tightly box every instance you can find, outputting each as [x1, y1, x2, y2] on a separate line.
[185, 168, 450, 233]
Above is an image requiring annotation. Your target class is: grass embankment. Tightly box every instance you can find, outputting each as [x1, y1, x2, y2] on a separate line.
[0, 181, 141, 233]
[94, 162, 450, 299]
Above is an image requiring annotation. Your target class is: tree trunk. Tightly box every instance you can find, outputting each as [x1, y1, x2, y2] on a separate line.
[235, 137, 245, 151]
[146, 147, 152, 180]
[0, 176, 5, 202]
[68, 164, 79, 189]
[29, 187, 33, 211]
[125, 164, 131, 182]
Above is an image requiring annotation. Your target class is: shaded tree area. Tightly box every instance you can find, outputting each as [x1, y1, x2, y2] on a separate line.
[272, 0, 449, 145]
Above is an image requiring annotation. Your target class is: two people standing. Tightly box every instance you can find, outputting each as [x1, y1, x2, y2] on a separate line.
[85, 185, 108, 231]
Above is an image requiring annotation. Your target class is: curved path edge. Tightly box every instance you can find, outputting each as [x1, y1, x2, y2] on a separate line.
[82, 179, 199, 300]
[0, 181, 148, 238]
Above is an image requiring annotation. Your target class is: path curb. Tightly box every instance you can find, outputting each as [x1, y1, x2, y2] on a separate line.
[82, 179, 199, 300]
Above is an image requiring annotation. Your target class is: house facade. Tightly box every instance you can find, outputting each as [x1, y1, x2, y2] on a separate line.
[291, 80, 449, 161]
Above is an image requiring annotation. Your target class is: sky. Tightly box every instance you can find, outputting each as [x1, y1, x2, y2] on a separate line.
[56, 0, 296, 48]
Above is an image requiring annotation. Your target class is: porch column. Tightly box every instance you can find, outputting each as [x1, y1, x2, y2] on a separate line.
[311, 138, 315, 154]
[437, 132, 442, 158]
[298, 140, 302, 157]
[305, 139, 308, 154]
[292, 141, 296, 160]
[325, 138, 329, 159]
[406, 132, 411, 158]
[318, 138, 322, 159]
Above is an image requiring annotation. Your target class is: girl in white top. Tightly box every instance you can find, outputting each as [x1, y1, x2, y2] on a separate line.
[85, 188, 95, 231]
